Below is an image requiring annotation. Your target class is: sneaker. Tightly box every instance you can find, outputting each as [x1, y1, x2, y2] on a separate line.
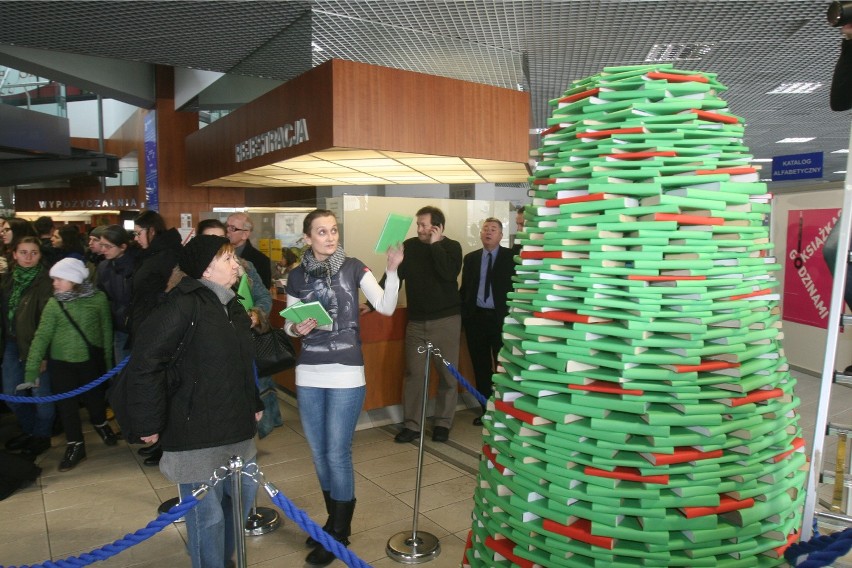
[59, 442, 86, 472]
[432, 426, 450, 443]
[394, 428, 420, 444]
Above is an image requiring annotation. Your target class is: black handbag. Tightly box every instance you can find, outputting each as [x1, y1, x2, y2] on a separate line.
[253, 328, 297, 376]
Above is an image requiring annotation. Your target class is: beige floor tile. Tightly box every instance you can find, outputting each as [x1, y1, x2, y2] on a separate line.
[0, 531, 51, 566]
[354, 447, 436, 479]
[397, 474, 477, 513]
[0, 511, 46, 546]
[422, 498, 476, 534]
[371, 460, 471, 495]
[61, 525, 186, 568]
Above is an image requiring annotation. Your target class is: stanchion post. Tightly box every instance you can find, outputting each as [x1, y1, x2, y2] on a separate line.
[386, 343, 441, 564]
[229, 455, 247, 568]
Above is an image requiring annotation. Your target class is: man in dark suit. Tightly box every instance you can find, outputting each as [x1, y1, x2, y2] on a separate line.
[460, 217, 514, 424]
[226, 212, 272, 289]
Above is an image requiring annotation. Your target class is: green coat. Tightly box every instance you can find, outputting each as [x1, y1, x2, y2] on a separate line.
[25, 291, 113, 382]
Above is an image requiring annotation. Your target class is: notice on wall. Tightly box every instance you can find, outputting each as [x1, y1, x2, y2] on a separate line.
[783, 208, 840, 328]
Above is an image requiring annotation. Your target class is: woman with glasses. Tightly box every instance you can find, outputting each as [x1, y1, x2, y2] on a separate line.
[95, 225, 138, 364]
[1, 237, 56, 458]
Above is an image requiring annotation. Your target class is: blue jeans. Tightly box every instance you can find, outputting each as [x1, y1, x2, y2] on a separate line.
[178, 460, 259, 568]
[2, 340, 54, 438]
[297, 385, 365, 502]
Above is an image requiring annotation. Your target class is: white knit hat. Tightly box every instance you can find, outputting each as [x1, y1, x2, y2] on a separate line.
[49, 257, 89, 284]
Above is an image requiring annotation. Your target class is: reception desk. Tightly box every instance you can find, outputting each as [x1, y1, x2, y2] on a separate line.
[270, 298, 474, 411]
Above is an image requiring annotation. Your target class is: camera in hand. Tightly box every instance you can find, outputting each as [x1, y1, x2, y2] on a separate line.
[828, 1, 852, 27]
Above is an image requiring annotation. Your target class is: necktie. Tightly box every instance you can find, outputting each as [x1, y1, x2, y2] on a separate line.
[484, 251, 493, 301]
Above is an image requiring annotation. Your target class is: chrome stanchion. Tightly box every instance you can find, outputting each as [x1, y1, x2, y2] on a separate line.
[157, 497, 184, 523]
[244, 497, 281, 536]
[229, 455, 248, 568]
[387, 343, 441, 564]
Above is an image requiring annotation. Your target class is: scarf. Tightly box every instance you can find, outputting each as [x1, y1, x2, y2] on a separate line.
[8, 264, 43, 323]
[54, 279, 96, 303]
[301, 246, 346, 287]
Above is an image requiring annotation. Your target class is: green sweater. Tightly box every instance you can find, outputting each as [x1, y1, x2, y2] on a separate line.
[25, 291, 113, 382]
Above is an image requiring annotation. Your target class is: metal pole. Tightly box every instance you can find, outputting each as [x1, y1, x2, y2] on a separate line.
[386, 343, 441, 563]
[229, 455, 247, 568]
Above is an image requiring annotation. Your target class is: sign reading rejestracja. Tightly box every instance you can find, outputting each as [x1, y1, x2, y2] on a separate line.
[234, 119, 309, 163]
[771, 151, 823, 181]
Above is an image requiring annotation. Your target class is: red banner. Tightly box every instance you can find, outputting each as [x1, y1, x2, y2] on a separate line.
[783, 208, 841, 328]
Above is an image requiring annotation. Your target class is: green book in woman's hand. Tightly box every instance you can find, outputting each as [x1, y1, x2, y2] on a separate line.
[280, 301, 333, 326]
[375, 213, 413, 253]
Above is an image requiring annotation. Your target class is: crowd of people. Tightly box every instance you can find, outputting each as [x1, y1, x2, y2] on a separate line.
[0, 205, 523, 567]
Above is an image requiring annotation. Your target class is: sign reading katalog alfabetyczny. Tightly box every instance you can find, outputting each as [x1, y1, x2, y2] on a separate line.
[772, 151, 823, 181]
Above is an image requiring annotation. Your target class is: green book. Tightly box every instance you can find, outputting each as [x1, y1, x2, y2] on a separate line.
[236, 273, 253, 311]
[279, 300, 333, 326]
[374, 213, 413, 253]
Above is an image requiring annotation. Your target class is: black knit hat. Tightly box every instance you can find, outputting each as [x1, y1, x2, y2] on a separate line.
[180, 235, 229, 279]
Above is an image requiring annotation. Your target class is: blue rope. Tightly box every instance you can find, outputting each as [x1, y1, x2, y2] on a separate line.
[440, 358, 488, 407]
[786, 525, 852, 567]
[0, 356, 129, 404]
[266, 486, 372, 568]
[0, 493, 200, 568]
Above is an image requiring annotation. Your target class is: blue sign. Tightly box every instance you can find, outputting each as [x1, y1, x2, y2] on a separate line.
[772, 151, 823, 181]
[144, 111, 159, 211]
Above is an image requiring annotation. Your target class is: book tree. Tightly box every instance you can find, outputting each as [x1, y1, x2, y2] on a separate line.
[464, 64, 806, 568]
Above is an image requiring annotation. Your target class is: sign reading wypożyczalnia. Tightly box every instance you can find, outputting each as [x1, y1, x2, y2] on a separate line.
[234, 119, 309, 163]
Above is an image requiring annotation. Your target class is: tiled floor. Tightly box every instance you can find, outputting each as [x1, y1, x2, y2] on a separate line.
[0, 393, 484, 568]
[0, 368, 850, 568]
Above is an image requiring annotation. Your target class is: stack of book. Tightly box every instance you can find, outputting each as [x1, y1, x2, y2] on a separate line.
[464, 64, 804, 568]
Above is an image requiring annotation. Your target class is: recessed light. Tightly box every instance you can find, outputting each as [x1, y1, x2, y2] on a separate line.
[751, 158, 772, 163]
[645, 43, 715, 62]
[835, 170, 847, 174]
[776, 137, 815, 143]
[767, 82, 823, 94]
[832, 149, 850, 154]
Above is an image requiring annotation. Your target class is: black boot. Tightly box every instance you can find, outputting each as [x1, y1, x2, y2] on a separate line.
[137, 441, 160, 456]
[305, 499, 355, 566]
[306, 490, 333, 547]
[94, 422, 118, 446]
[144, 445, 163, 466]
[20, 436, 51, 459]
[59, 442, 86, 472]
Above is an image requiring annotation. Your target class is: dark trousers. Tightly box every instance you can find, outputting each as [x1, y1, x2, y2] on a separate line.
[463, 308, 503, 410]
[49, 358, 107, 443]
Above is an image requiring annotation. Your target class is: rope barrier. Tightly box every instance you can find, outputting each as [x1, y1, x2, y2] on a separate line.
[0, 356, 130, 404]
[262, 482, 372, 568]
[0, 491, 203, 568]
[786, 524, 852, 567]
[435, 354, 488, 407]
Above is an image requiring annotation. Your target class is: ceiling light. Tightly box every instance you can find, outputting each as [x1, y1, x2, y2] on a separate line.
[645, 43, 715, 62]
[311, 41, 324, 53]
[751, 158, 773, 163]
[832, 148, 850, 154]
[776, 137, 815, 143]
[835, 170, 847, 174]
[767, 82, 823, 94]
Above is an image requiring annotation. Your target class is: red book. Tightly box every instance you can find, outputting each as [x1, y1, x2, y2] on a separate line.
[645, 446, 724, 466]
[545, 193, 604, 207]
[560, 87, 600, 104]
[494, 400, 539, 425]
[576, 127, 645, 139]
[674, 360, 740, 373]
[542, 518, 615, 550]
[772, 437, 805, 463]
[485, 536, 536, 568]
[602, 151, 678, 160]
[682, 495, 755, 518]
[541, 124, 563, 136]
[773, 531, 800, 557]
[584, 465, 669, 485]
[692, 108, 739, 124]
[569, 380, 644, 396]
[652, 213, 725, 226]
[482, 444, 507, 473]
[533, 310, 612, 324]
[628, 275, 707, 281]
[730, 388, 783, 407]
[520, 251, 564, 259]
[647, 71, 709, 83]
[729, 288, 775, 301]
[696, 167, 757, 176]
[532, 178, 556, 186]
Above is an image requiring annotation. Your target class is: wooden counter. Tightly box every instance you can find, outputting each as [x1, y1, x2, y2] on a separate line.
[270, 298, 474, 411]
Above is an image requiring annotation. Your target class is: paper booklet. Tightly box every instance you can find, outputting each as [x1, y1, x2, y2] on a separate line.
[280, 300, 333, 326]
[374, 213, 413, 253]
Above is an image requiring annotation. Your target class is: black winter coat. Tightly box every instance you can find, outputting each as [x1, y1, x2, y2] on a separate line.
[97, 249, 138, 333]
[131, 228, 182, 336]
[124, 277, 263, 452]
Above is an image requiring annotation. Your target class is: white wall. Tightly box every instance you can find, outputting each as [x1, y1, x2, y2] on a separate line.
[67, 99, 138, 139]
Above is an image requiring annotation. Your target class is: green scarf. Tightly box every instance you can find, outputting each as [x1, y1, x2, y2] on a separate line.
[8, 264, 42, 323]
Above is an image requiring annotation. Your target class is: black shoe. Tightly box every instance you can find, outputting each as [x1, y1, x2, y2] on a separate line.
[59, 442, 86, 472]
[306, 490, 333, 547]
[94, 423, 119, 446]
[472, 416, 483, 426]
[20, 436, 51, 458]
[137, 442, 161, 456]
[394, 428, 420, 444]
[4, 432, 32, 451]
[144, 446, 163, 466]
[432, 426, 449, 443]
[305, 499, 355, 567]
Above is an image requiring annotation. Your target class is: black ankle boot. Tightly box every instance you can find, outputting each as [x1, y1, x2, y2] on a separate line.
[59, 442, 86, 472]
[306, 490, 333, 547]
[94, 423, 118, 446]
[20, 436, 51, 458]
[305, 499, 356, 566]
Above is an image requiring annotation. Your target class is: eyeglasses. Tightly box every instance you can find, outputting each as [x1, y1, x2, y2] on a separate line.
[100, 242, 117, 250]
[0, 228, 11, 234]
[226, 225, 248, 233]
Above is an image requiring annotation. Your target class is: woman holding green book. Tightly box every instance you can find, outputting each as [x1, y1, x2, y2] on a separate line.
[284, 208, 402, 567]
